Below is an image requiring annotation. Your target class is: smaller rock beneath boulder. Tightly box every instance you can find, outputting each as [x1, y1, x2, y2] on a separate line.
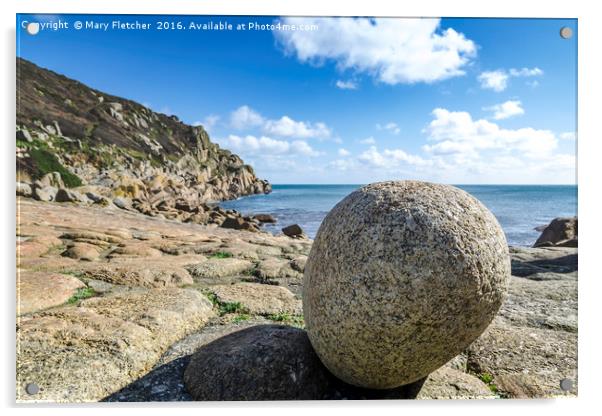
[282, 224, 304, 238]
[184, 325, 333, 400]
[253, 214, 276, 224]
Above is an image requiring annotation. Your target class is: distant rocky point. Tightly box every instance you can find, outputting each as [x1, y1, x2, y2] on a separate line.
[16, 58, 270, 228]
[533, 217, 577, 248]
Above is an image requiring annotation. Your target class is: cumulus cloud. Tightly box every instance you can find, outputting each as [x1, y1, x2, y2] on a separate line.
[335, 79, 358, 90]
[328, 158, 358, 171]
[338, 148, 351, 156]
[509, 67, 543, 77]
[358, 146, 431, 168]
[264, 116, 331, 139]
[423, 108, 557, 159]
[526, 80, 540, 88]
[560, 132, 577, 140]
[217, 134, 321, 157]
[483, 100, 525, 120]
[229, 105, 331, 139]
[274, 17, 476, 84]
[230, 105, 264, 130]
[376, 122, 401, 134]
[478, 71, 509, 92]
[360, 136, 376, 145]
[478, 67, 544, 92]
[194, 114, 220, 131]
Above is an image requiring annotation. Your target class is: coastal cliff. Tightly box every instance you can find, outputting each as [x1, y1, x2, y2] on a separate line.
[16, 58, 271, 225]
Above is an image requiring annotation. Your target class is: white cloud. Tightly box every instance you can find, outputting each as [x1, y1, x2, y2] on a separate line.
[338, 148, 351, 157]
[526, 80, 540, 88]
[290, 140, 322, 156]
[335, 79, 358, 90]
[478, 71, 509, 92]
[328, 158, 359, 171]
[230, 105, 265, 130]
[478, 67, 544, 92]
[376, 122, 401, 135]
[358, 146, 431, 168]
[509, 67, 543, 77]
[217, 134, 320, 157]
[423, 108, 557, 159]
[194, 114, 220, 130]
[229, 105, 332, 140]
[483, 100, 525, 120]
[560, 132, 577, 140]
[274, 17, 476, 84]
[264, 116, 331, 139]
[360, 136, 376, 145]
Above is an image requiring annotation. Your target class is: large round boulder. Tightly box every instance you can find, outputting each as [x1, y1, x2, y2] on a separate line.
[303, 181, 510, 389]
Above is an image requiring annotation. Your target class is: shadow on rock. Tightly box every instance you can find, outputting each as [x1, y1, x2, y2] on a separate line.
[511, 252, 577, 277]
[102, 356, 193, 402]
[183, 324, 425, 401]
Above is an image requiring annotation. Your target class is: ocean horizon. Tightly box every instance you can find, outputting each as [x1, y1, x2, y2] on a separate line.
[220, 184, 578, 247]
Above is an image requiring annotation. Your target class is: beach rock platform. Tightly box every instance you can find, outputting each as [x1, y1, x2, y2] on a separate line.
[16, 197, 577, 401]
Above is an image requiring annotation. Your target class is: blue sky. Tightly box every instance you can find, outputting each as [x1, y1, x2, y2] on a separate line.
[17, 15, 577, 184]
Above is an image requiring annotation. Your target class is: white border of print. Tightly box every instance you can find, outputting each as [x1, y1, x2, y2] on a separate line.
[2, 1, 600, 416]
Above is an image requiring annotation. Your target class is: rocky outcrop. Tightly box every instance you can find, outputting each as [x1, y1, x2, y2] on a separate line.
[534, 217, 578, 248]
[16, 58, 270, 227]
[282, 224, 304, 238]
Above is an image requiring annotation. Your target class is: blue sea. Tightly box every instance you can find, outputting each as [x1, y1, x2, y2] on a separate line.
[220, 185, 578, 247]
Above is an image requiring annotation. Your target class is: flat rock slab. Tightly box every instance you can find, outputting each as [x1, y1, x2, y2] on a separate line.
[499, 275, 577, 332]
[211, 283, 302, 315]
[466, 320, 577, 397]
[63, 242, 101, 261]
[81, 263, 193, 288]
[256, 257, 300, 280]
[17, 288, 215, 402]
[186, 258, 253, 280]
[17, 270, 85, 315]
